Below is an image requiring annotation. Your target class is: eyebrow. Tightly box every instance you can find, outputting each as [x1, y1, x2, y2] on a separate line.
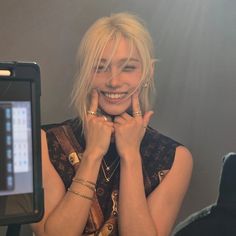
[99, 58, 140, 64]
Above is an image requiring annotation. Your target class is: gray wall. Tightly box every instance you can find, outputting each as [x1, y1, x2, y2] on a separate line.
[1, 0, 236, 235]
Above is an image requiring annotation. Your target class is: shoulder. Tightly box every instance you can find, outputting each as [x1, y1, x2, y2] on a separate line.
[41, 119, 81, 189]
[143, 126, 182, 150]
[41, 117, 83, 146]
[141, 126, 183, 166]
[42, 117, 81, 133]
[141, 127, 191, 192]
[144, 126, 191, 155]
[170, 145, 193, 182]
[142, 127, 193, 182]
[175, 145, 193, 164]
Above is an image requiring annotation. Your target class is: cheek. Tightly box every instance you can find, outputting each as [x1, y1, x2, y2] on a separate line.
[129, 73, 142, 86]
[91, 77, 105, 89]
[91, 82, 100, 91]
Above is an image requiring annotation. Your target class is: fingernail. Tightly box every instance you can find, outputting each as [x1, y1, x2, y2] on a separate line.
[150, 111, 154, 116]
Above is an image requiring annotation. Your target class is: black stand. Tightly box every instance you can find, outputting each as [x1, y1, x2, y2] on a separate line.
[6, 224, 21, 236]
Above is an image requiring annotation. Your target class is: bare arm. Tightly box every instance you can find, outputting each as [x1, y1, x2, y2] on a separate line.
[148, 146, 193, 236]
[118, 146, 192, 236]
[31, 130, 102, 236]
[118, 150, 157, 236]
[115, 93, 193, 236]
[31, 90, 113, 236]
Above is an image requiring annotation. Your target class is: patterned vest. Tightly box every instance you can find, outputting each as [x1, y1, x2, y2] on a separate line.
[43, 118, 181, 235]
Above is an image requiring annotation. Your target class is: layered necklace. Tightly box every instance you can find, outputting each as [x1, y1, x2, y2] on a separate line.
[101, 143, 120, 182]
[101, 157, 120, 182]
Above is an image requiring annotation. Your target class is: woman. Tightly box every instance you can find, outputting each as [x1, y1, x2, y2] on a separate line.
[32, 12, 193, 236]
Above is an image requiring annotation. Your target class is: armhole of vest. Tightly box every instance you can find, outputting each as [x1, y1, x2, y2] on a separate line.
[172, 143, 184, 165]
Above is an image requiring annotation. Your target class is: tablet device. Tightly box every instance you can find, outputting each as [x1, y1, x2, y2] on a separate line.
[0, 61, 43, 225]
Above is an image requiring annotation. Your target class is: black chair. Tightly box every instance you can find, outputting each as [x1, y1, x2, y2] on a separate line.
[173, 152, 236, 236]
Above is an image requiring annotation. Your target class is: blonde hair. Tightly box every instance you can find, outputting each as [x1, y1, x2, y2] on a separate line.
[71, 12, 156, 125]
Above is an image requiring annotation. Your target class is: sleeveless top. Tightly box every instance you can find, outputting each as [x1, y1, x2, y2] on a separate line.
[43, 118, 182, 236]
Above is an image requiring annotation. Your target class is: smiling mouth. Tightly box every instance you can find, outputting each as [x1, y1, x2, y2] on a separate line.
[101, 92, 128, 100]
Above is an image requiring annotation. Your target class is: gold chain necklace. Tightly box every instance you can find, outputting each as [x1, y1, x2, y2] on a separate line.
[102, 157, 119, 171]
[101, 158, 120, 182]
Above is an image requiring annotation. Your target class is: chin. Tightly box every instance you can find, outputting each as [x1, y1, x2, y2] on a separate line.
[103, 109, 125, 116]
[99, 106, 130, 116]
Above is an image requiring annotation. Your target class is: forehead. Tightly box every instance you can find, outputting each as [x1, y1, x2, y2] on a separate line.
[101, 37, 140, 60]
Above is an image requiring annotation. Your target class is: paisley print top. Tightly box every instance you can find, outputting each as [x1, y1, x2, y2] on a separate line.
[43, 118, 182, 235]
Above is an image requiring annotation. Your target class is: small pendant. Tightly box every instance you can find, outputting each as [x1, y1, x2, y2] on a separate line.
[105, 178, 110, 182]
[106, 167, 110, 171]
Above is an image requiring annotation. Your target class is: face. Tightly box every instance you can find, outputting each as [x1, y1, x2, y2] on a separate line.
[91, 37, 142, 116]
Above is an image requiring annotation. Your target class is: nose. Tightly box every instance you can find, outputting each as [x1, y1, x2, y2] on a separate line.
[106, 68, 122, 89]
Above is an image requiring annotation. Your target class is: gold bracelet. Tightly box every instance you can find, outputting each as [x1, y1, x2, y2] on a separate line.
[72, 178, 96, 192]
[67, 188, 94, 201]
[73, 177, 96, 187]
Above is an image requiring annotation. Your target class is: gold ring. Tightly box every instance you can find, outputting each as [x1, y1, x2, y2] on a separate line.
[87, 110, 97, 115]
[133, 111, 142, 117]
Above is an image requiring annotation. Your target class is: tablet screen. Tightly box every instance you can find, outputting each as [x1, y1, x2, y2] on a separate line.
[0, 80, 36, 220]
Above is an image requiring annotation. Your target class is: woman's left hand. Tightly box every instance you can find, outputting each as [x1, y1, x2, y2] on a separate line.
[114, 92, 153, 159]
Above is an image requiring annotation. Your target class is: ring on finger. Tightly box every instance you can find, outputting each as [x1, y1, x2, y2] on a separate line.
[133, 111, 142, 117]
[87, 110, 97, 115]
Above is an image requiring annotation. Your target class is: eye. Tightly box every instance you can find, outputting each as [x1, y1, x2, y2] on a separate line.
[122, 65, 137, 72]
[95, 64, 110, 73]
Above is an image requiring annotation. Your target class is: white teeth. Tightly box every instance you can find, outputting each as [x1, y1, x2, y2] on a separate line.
[104, 92, 126, 99]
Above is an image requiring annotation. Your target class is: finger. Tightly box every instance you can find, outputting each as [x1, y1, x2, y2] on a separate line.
[132, 92, 142, 118]
[114, 113, 131, 124]
[88, 89, 98, 115]
[91, 116, 114, 127]
[120, 112, 132, 120]
[114, 116, 126, 125]
[143, 111, 154, 127]
[86, 113, 112, 124]
[106, 122, 115, 127]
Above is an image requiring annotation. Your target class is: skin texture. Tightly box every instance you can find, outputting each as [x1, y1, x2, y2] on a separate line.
[31, 38, 193, 236]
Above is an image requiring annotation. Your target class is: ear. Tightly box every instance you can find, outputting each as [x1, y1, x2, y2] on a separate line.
[141, 59, 157, 88]
[150, 58, 157, 79]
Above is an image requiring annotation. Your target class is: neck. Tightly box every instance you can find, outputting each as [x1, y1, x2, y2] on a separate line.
[97, 107, 133, 121]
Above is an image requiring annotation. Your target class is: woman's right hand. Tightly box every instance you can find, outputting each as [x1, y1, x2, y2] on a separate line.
[84, 89, 114, 160]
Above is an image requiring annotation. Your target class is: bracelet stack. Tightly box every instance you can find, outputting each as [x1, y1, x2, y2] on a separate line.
[67, 177, 96, 201]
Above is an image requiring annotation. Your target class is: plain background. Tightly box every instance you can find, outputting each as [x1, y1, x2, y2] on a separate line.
[0, 0, 236, 235]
